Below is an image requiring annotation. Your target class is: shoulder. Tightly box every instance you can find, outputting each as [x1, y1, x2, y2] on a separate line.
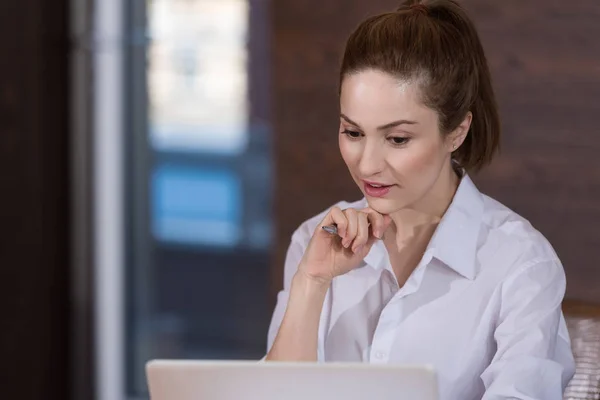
[290, 198, 366, 246]
[478, 193, 563, 278]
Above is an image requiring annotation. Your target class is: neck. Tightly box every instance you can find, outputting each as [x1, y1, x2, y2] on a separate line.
[413, 160, 461, 220]
[391, 160, 460, 234]
[382, 160, 461, 273]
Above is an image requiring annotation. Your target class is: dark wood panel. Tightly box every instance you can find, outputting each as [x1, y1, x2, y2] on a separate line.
[466, 0, 600, 303]
[0, 0, 71, 398]
[272, 0, 600, 304]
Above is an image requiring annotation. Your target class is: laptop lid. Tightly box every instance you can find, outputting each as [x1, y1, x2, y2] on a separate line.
[146, 360, 438, 400]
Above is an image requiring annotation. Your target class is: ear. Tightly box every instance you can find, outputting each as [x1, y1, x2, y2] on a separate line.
[447, 111, 472, 152]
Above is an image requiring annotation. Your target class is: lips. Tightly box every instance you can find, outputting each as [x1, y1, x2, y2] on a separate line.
[363, 181, 394, 198]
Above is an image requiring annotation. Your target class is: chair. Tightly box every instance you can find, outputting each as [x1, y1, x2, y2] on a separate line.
[563, 300, 600, 400]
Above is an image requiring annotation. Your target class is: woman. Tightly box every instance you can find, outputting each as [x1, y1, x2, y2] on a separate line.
[265, 1, 575, 399]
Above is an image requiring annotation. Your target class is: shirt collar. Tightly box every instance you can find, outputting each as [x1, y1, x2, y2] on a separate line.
[427, 174, 483, 280]
[361, 174, 484, 280]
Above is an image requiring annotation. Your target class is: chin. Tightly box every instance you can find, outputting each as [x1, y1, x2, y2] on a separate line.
[364, 196, 406, 215]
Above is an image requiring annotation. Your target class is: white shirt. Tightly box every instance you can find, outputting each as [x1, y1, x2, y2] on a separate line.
[267, 175, 575, 400]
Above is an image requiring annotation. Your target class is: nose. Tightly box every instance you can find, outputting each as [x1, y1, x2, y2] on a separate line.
[357, 140, 385, 178]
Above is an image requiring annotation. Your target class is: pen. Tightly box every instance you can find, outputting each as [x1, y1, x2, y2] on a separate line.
[322, 224, 339, 236]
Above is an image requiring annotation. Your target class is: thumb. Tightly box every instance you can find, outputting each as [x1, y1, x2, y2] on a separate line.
[379, 214, 393, 240]
[383, 215, 393, 231]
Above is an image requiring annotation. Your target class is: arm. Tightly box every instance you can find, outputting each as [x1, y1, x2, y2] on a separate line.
[264, 229, 330, 362]
[480, 258, 575, 399]
[266, 272, 329, 361]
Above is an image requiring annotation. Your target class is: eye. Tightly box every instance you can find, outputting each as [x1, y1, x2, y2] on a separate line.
[388, 137, 410, 146]
[342, 129, 362, 139]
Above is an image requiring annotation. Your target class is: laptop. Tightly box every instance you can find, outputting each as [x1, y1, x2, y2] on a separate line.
[146, 360, 438, 400]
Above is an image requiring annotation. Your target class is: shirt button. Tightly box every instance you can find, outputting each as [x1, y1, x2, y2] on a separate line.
[375, 351, 386, 359]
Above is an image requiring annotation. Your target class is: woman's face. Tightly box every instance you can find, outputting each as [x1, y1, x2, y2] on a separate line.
[339, 69, 466, 216]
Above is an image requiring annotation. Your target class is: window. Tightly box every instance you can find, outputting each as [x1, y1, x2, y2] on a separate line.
[124, 0, 272, 396]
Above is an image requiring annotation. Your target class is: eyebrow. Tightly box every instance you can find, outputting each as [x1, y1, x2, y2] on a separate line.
[340, 113, 418, 131]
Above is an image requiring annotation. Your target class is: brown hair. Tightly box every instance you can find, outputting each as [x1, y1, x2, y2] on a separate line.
[339, 0, 500, 172]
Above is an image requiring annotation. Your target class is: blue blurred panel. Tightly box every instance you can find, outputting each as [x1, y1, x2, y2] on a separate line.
[152, 164, 242, 246]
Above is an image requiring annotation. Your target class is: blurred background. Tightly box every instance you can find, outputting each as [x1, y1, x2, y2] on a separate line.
[0, 0, 599, 400]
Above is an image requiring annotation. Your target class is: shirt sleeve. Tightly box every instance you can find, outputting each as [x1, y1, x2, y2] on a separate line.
[265, 228, 309, 354]
[480, 258, 576, 399]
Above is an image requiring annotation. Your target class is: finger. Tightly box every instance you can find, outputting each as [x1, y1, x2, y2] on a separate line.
[352, 212, 370, 253]
[360, 208, 386, 239]
[342, 208, 359, 248]
[326, 206, 348, 238]
[354, 224, 382, 258]
[359, 230, 379, 256]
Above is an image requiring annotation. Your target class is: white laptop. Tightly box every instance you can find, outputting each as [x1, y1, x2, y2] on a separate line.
[146, 360, 438, 400]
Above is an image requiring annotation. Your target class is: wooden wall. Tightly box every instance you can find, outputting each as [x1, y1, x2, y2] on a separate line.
[271, 0, 600, 304]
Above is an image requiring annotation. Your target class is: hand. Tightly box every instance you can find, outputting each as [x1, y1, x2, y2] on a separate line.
[298, 206, 392, 283]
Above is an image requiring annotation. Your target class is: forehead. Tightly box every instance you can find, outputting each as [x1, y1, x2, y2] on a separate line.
[340, 70, 430, 125]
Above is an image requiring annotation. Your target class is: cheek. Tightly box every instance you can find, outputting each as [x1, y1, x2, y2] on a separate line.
[388, 141, 444, 180]
[339, 137, 360, 167]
